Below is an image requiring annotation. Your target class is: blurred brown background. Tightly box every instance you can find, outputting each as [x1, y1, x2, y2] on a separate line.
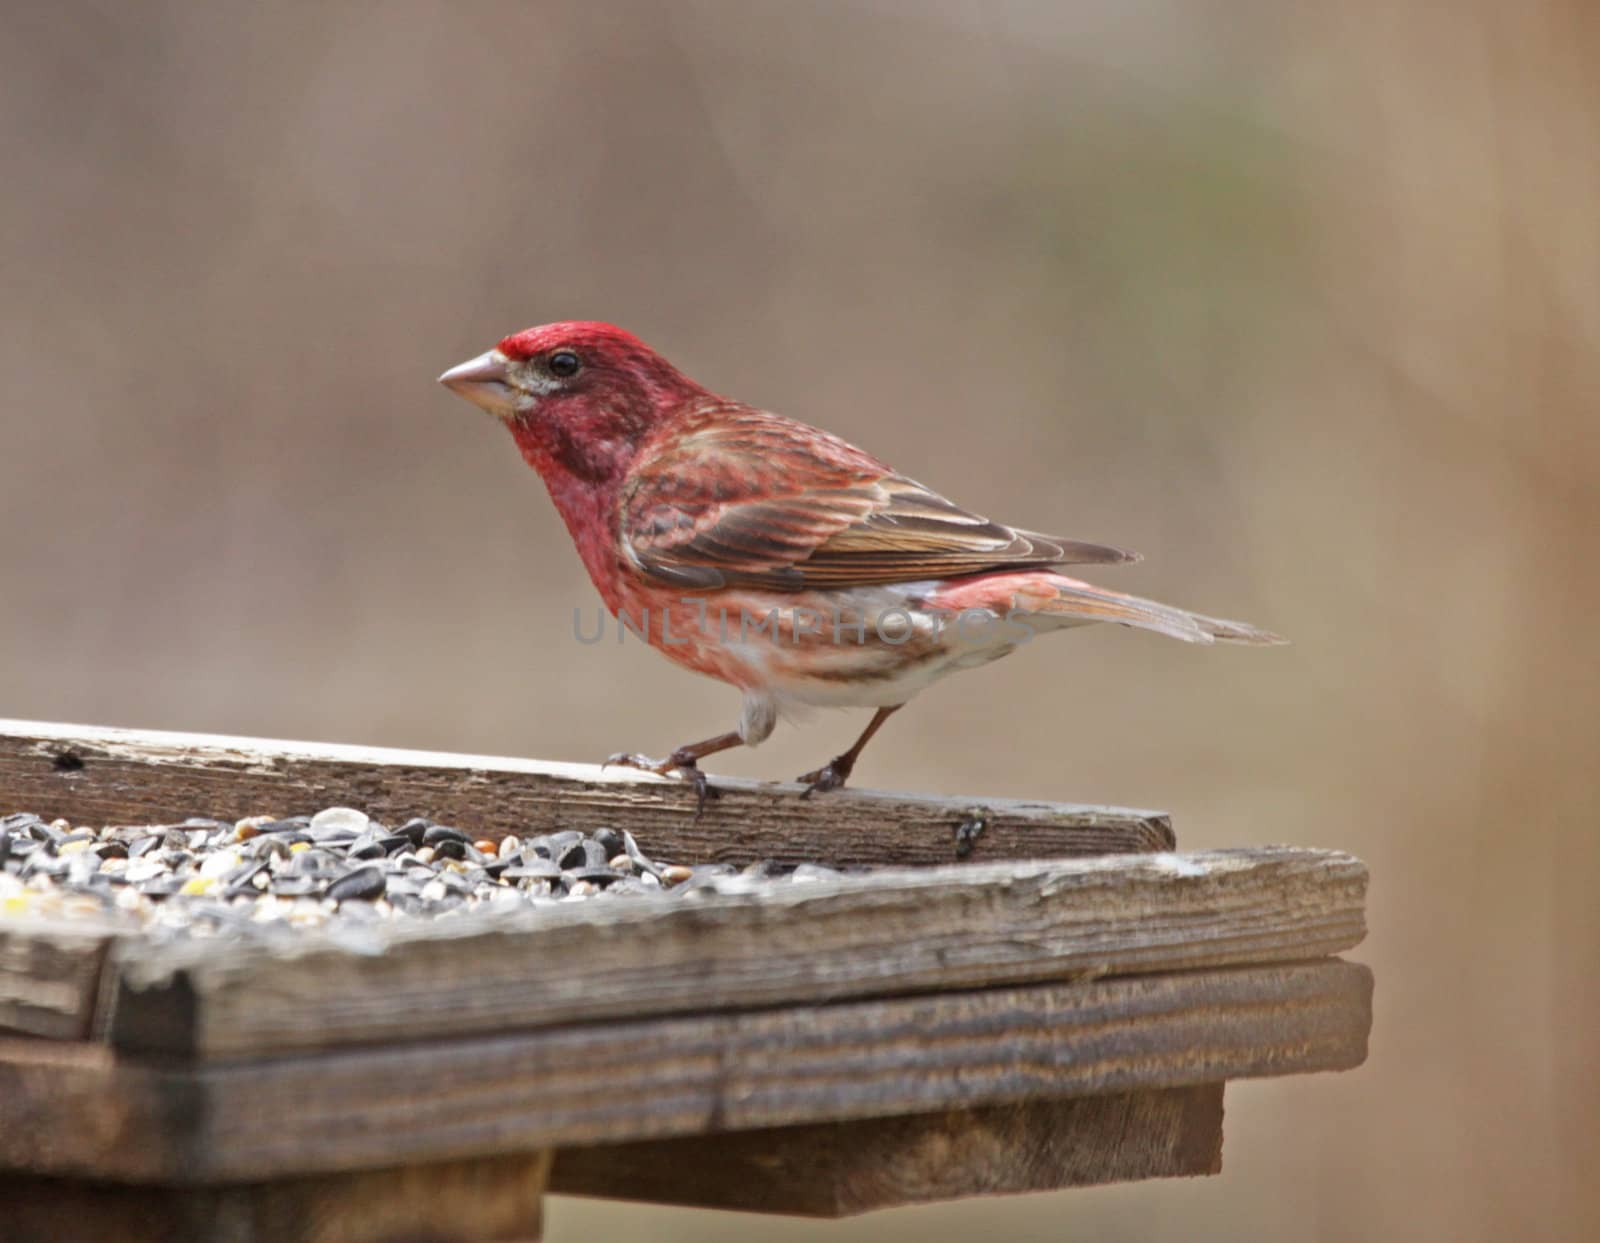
[3, 2, 1597, 1239]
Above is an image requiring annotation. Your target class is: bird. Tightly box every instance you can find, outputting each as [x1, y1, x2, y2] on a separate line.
[439, 321, 1283, 804]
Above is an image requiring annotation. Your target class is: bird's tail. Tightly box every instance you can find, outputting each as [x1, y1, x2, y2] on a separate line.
[1031, 578, 1287, 646]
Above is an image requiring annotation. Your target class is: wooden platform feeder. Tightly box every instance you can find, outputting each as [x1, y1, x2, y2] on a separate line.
[0, 721, 1372, 1242]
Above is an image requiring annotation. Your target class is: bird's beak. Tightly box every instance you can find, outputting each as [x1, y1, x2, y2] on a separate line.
[438, 349, 517, 416]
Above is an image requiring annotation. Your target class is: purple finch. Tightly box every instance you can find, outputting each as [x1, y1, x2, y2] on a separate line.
[441, 322, 1283, 801]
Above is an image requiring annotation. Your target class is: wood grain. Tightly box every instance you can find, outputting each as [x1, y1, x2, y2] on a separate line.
[1, 961, 1371, 1184]
[0, 1151, 551, 1243]
[549, 1085, 1224, 1215]
[0, 719, 1173, 870]
[0, 918, 116, 1042]
[100, 846, 1368, 1060]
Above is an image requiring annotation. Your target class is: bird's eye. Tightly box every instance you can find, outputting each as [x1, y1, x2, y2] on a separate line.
[548, 350, 582, 378]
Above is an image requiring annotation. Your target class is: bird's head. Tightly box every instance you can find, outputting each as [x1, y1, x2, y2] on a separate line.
[439, 322, 706, 484]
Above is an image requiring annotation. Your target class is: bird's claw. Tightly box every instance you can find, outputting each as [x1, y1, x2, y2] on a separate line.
[603, 751, 721, 816]
[797, 759, 851, 799]
[603, 752, 663, 774]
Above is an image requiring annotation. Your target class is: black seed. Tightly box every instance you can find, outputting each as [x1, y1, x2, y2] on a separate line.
[326, 866, 387, 902]
[620, 829, 661, 878]
[422, 824, 471, 847]
[250, 837, 291, 862]
[397, 817, 432, 846]
[29, 859, 70, 883]
[593, 827, 623, 858]
[346, 832, 387, 861]
[953, 812, 987, 859]
[224, 859, 268, 888]
[567, 867, 624, 888]
[557, 840, 588, 869]
[433, 838, 466, 861]
[95, 841, 129, 860]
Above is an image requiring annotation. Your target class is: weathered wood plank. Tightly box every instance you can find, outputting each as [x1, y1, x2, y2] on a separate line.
[1, 961, 1372, 1184]
[0, 918, 116, 1041]
[0, 1151, 551, 1243]
[0, 719, 1174, 869]
[101, 847, 1368, 1060]
[549, 1085, 1225, 1215]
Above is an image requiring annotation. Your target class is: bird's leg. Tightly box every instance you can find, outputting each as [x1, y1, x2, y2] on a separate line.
[605, 731, 743, 813]
[798, 706, 902, 798]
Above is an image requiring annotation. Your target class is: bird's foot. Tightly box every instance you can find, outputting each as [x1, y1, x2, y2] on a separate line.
[797, 756, 853, 798]
[603, 751, 669, 775]
[604, 750, 721, 815]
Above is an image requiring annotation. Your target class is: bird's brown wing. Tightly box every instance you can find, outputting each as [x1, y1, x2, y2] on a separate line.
[620, 406, 1138, 591]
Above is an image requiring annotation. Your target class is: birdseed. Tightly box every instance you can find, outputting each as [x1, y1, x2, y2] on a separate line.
[0, 808, 843, 942]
